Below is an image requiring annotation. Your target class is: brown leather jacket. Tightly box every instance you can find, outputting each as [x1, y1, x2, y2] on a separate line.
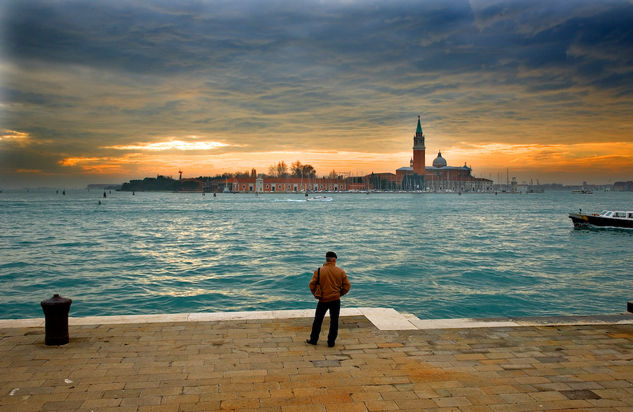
[309, 261, 351, 302]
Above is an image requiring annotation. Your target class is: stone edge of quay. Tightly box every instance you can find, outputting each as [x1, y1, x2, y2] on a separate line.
[1, 307, 632, 331]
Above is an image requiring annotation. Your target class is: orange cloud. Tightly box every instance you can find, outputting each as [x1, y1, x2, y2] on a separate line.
[16, 168, 43, 174]
[1, 130, 31, 146]
[437, 141, 633, 183]
[58, 156, 135, 175]
[443, 141, 633, 169]
[59, 157, 102, 167]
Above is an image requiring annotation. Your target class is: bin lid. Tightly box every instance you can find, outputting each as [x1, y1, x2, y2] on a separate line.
[41, 294, 72, 306]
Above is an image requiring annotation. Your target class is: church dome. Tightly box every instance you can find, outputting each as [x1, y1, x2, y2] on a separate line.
[432, 151, 447, 168]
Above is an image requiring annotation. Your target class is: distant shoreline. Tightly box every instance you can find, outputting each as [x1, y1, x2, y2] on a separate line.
[116, 189, 499, 195]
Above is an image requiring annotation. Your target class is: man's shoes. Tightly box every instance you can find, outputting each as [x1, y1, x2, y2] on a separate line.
[305, 339, 317, 345]
[328, 342, 335, 347]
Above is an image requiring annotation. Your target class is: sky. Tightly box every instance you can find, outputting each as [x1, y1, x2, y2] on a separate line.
[1, 0, 633, 188]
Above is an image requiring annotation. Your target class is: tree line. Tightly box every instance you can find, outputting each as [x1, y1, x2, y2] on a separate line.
[267, 161, 339, 179]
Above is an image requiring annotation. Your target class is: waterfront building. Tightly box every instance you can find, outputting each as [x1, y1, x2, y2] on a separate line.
[230, 175, 347, 193]
[396, 118, 492, 192]
[613, 181, 633, 191]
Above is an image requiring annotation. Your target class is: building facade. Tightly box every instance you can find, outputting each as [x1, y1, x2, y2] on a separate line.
[396, 118, 492, 192]
[230, 176, 347, 193]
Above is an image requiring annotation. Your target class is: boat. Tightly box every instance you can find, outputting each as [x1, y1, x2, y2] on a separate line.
[568, 210, 633, 229]
[306, 195, 332, 202]
[572, 189, 592, 194]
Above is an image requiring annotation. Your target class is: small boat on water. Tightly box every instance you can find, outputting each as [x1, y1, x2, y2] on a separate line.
[306, 195, 332, 202]
[568, 210, 633, 229]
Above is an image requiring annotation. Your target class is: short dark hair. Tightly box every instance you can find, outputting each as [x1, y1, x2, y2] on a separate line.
[325, 251, 337, 259]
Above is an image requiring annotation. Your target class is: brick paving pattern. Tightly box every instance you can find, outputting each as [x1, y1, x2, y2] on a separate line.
[1, 315, 632, 411]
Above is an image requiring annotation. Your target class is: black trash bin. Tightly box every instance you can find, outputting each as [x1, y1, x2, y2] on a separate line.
[41, 294, 72, 345]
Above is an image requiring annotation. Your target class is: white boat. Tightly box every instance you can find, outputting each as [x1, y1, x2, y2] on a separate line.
[306, 195, 332, 202]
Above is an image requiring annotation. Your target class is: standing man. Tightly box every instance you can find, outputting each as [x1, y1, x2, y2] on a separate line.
[307, 251, 351, 347]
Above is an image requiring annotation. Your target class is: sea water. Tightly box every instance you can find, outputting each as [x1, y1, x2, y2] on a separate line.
[1, 189, 632, 320]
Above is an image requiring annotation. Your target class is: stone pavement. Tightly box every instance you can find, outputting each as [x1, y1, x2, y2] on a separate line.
[1, 310, 633, 411]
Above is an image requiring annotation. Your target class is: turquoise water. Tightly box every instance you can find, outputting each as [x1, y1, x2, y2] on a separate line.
[1, 189, 632, 320]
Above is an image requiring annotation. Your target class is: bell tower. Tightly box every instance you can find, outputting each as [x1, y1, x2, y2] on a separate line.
[412, 116, 426, 175]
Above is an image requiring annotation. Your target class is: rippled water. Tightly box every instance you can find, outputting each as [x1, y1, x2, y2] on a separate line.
[1, 189, 632, 320]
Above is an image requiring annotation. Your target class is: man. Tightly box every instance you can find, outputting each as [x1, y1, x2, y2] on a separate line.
[306, 251, 351, 347]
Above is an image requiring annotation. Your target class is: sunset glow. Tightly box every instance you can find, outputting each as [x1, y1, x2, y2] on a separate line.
[106, 139, 230, 152]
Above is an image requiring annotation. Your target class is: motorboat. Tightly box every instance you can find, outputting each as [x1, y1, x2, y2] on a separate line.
[306, 195, 332, 202]
[568, 210, 633, 229]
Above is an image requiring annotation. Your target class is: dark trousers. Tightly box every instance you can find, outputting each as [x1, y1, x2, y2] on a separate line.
[309, 300, 341, 344]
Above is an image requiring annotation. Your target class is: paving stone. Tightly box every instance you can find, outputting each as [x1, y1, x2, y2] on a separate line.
[282, 405, 324, 412]
[81, 397, 123, 408]
[381, 390, 418, 401]
[325, 402, 369, 412]
[528, 390, 569, 401]
[561, 388, 602, 400]
[364, 399, 399, 410]
[433, 395, 472, 407]
[351, 391, 382, 402]
[535, 356, 567, 363]
[311, 359, 341, 368]
[567, 381, 605, 390]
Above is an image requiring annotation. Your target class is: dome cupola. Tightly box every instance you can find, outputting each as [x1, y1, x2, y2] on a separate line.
[432, 151, 447, 168]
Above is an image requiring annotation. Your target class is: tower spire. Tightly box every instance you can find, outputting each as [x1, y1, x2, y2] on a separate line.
[412, 116, 426, 175]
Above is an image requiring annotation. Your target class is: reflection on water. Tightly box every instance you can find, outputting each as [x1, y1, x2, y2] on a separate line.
[1, 190, 633, 319]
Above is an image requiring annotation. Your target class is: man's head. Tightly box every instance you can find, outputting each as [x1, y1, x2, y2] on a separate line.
[325, 251, 337, 262]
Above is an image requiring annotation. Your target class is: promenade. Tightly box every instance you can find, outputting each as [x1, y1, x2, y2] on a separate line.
[1, 308, 632, 411]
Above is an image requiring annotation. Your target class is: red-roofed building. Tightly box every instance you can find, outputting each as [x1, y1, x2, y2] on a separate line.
[230, 176, 347, 193]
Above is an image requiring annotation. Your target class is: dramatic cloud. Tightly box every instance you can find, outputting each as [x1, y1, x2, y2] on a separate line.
[1, 0, 632, 186]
